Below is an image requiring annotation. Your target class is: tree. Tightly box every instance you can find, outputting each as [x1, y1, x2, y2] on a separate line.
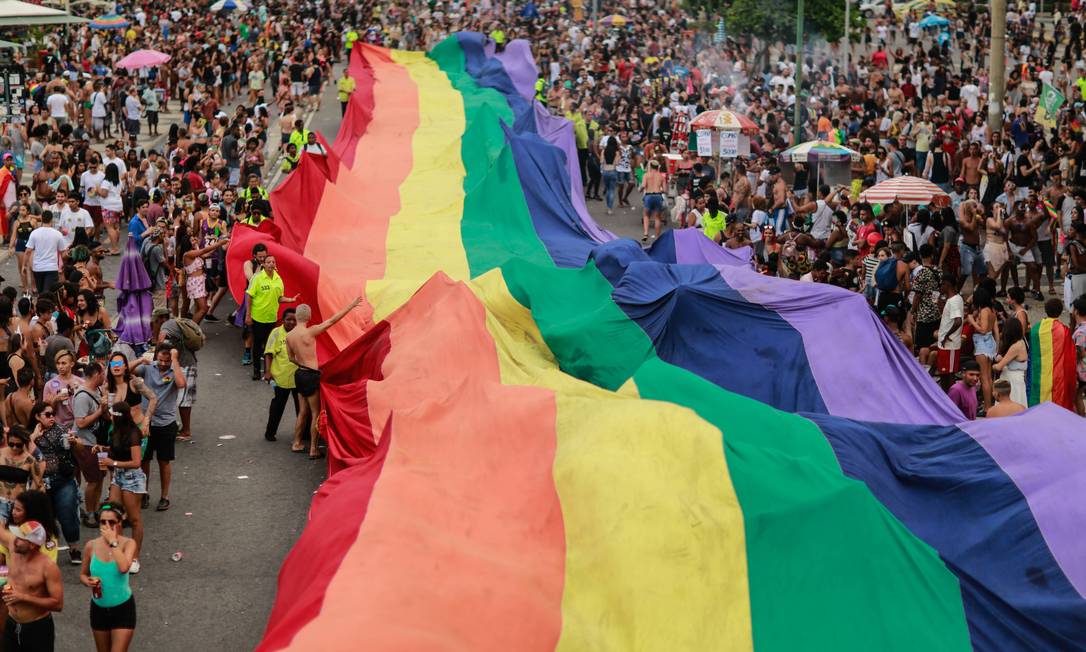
[706, 0, 862, 46]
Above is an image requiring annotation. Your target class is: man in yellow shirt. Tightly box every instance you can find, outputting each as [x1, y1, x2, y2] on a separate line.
[246, 255, 298, 381]
[288, 119, 309, 155]
[239, 174, 269, 206]
[344, 28, 359, 58]
[336, 68, 356, 116]
[262, 308, 306, 444]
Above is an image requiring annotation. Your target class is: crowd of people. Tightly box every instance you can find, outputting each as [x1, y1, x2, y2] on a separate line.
[358, 0, 1086, 419]
[0, 0, 1079, 647]
[0, 0, 379, 648]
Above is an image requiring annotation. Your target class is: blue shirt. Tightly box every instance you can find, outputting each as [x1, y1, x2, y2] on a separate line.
[128, 216, 147, 246]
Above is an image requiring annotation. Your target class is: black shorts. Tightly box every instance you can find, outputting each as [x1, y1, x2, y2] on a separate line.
[295, 367, 321, 397]
[4, 614, 54, 651]
[1038, 239, 1055, 266]
[914, 320, 939, 349]
[91, 596, 136, 631]
[146, 110, 158, 126]
[143, 422, 177, 462]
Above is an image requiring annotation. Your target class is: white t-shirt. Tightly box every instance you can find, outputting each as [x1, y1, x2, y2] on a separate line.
[46, 93, 69, 119]
[90, 91, 108, 118]
[124, 95, 141, 121]
[960, 84, 980, 113]
[749, 209, 769, 244]
[80, 170, 104, 206]
[97, 180, 124, 212]
[25, 226, 67, 272]
[101, 155, 126, 179]
[57, 206, 92, 248]
[809, 199, 834, 240]
[937, 294, 965, 350]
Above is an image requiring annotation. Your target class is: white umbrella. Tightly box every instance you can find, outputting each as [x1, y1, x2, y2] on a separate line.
[210, 0, 249, 12]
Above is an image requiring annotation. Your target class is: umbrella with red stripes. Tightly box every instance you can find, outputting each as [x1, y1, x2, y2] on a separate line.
[859, 175, 951, 207]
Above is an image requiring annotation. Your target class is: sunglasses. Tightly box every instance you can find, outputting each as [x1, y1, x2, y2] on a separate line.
[8, 442, 24, 449]
[99, 518, 119, 525]
[41, 412, 54, 418]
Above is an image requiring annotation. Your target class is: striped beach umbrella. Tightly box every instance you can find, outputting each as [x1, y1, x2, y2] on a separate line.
[600, 14, 627, 26]
[690, 109, 759, 134]
[779, 139, 860, 163]
[859, 175, 950, 207]
[89, 14, 129, 29]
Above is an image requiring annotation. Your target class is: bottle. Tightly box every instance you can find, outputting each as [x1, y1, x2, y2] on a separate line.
[91, 579, 102, 600]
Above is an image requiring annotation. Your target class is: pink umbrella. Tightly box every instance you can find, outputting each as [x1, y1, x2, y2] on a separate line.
[115, 49, 171, 70]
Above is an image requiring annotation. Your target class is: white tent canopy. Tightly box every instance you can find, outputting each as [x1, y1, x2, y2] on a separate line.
[0, 0, 87, 26]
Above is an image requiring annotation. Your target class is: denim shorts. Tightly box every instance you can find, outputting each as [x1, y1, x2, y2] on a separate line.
[643, 193, 665, 214]
[959, 242, 986, 278]
[973, 332, 997, 358]
[112, 468, 147, 495]
[0, 498, 12, 524]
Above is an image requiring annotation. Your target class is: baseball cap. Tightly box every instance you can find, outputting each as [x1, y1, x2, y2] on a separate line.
[9, 521, 46, 546]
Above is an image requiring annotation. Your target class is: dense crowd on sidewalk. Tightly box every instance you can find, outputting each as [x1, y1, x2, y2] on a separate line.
[0, 0, 374, 648]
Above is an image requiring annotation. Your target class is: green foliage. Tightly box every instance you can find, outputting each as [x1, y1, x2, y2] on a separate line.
[701, 0, 866, 45]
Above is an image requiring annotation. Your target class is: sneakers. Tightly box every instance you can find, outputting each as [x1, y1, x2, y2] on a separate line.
[204, 314, 221, 323]
[156, 498, 170, 512]
[68, 548, 82, 565]
[241, 350, 252, 366]
[81, 513, 98, 529]
[141, 495, 150, 510]
[130, 559, 141, 574]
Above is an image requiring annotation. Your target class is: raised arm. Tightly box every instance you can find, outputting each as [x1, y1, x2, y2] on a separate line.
[312, 296, 363, 336]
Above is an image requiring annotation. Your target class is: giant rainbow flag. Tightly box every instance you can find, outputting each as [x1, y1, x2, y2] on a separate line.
[232, 34, 1086, 651]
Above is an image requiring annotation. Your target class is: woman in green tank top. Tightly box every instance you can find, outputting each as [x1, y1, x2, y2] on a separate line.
[78, 501, 137, 650]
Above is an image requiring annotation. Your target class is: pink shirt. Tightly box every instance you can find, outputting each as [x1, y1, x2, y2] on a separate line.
[948, 381, 978, 420]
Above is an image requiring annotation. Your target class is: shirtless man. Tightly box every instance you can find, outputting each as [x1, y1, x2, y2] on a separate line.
[640, 160, 667, 242]
[286, 298, 363, 459]
[769, 168, 789, 233]
[1006, 208, 1039, 295]
[958, 198, 985, 290]
[2, 521, 63, 651]
[987, 379, 1026, 417]
[730, 163, 752, 223]
[278, 103, 297, 154]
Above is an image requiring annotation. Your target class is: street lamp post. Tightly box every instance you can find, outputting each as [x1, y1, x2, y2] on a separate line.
[987, 0, 1007, 137]
[793, 0, 805, 145]
[842, 0, 850, 76]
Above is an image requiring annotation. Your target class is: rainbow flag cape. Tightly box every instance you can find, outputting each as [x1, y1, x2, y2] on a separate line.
[1027, 317, 1078, 410]
[233, 34, 1086, 652]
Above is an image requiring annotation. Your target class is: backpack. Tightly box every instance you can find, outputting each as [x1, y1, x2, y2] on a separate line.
[73, 388, 110, 446]
[175, 318, 205, 352]
[85, 329, 113, 359]
[875, 258, 900, 292]
[140, 237, 162, 280]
